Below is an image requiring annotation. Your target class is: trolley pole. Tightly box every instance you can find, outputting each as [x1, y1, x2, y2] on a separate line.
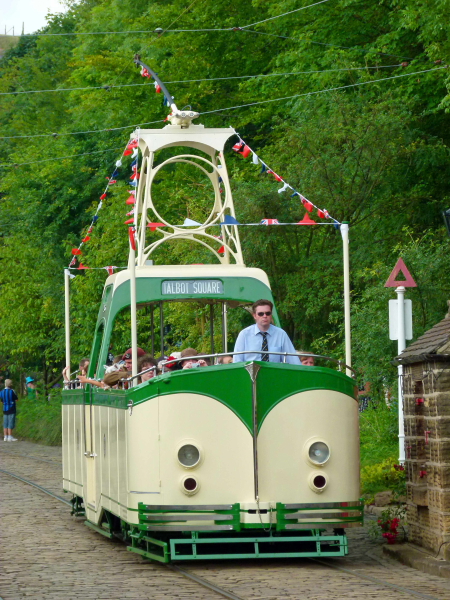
[340, 222, 352, 376]
[64, 269, 71, 371]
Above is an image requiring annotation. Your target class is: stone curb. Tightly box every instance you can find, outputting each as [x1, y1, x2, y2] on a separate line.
[383, 543, 450, 579]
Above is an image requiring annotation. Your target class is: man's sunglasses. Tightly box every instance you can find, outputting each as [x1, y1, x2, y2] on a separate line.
[256, 311, 272, 316]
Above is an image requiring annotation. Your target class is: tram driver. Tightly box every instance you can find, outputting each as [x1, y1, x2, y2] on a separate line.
[233, 300, 300, 364]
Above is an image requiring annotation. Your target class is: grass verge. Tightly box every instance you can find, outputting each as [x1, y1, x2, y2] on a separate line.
[14, 391, 62, 446]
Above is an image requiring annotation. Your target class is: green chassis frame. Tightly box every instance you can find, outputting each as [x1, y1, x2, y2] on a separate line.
[78, 498, 363, 563]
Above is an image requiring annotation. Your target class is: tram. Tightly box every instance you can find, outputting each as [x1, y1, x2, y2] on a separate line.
[62, 61, 362, 563]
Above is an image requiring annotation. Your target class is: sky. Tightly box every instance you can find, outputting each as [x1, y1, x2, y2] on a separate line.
[0, 0, 67, 35]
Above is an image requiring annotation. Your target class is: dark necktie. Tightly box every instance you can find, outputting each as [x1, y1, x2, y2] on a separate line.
[260, 332, 269, 361]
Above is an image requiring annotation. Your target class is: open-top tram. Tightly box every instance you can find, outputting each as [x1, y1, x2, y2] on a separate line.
[62, 63, 362, 562]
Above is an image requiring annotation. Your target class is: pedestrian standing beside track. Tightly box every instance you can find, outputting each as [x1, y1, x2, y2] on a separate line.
[1, 379, 19, 442]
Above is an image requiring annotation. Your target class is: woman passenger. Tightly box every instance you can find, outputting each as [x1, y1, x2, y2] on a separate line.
[137, 354, 158, 382]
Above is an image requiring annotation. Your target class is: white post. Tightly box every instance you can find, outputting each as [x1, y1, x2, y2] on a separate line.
[396, 285, 406, 464]
[129, 245, 138, 379]
[64, 269, 71, 371]
[340, 223, 352, 376]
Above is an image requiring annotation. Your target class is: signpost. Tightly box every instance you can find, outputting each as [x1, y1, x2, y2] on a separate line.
[385, 258, 417, 464]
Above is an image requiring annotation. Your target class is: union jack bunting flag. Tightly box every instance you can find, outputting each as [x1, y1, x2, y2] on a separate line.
[260, 219, 280, 225]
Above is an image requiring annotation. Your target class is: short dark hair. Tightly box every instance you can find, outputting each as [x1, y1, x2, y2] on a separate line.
[252, 299, 274, 313]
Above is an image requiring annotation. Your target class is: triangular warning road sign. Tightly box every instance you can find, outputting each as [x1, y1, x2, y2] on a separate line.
[384, 258, 417, 288]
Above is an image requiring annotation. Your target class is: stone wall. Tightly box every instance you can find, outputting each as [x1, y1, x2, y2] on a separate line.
[403, 360, 450, 559]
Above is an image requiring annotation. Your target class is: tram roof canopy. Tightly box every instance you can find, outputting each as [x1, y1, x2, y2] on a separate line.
[106, 265, 271, 291]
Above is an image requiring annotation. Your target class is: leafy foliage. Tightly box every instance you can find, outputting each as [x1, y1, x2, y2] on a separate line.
[0, 0, 450, 397]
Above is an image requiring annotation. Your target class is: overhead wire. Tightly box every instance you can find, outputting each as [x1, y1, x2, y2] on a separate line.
[200, 65, 447, 116]
[0, 146, 125, 168]
[0, 64, 405, 96]
[0, 65, 445, 143]
[0, 119, 165, 140]
[240, 0, 334, 29]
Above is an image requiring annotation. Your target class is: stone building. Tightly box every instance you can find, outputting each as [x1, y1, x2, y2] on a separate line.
[396, 304, 450, 558]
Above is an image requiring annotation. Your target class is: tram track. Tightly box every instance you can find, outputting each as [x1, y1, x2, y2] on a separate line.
[1, 446, 448, 600]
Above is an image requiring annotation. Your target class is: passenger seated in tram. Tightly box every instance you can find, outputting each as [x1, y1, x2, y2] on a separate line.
[122, 347, 146, 371]
[180, 348, 209, 369]
[297, 351, 315, 366]
[218, 355, 233, 365]
[62, 358, 90, 387]
[137, 354, 158, 382]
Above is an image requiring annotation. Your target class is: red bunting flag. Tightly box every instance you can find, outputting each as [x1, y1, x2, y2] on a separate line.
[317, 209, 325, 219]
[126, 195, 136, 205]
[71, 248, 82, 255]
[69, 257, 77, 267]
[108, 179, 117, 185]
[87, 226, 93, 233]
[128, 227, 136, 251]
[267, 170, 283, 182]
[127, 139, 139, 149]
[218, 245, 225, 254]
[77, 263, 89, 270]
[298, 212, 316, 225]
[82, 236, 91, 242]
[232, 141, 251, 158]
[261, 219, 280, 225]
[154, 82, 162, 93]
[104, 266, 116, 275]
[300, 195, 314, 213]
[130, 173, 140, 180]
[140, 67, 151, 78]
[100, 193, 107, 200]
[123, 149, 133, 156]
[124, 218, 134, 225]
[147, 222, 165, 231]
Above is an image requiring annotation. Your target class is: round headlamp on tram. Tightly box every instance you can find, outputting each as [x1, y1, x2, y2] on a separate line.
[177, 443, 201, 468]
[308, 441, 330, 465]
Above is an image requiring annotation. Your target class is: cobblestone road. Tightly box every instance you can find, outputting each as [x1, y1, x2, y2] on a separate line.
[1, 440, 450, 600]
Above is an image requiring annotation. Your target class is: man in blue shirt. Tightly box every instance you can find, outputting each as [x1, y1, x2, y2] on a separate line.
[233, 299, 301, 365]
[1, 379, 19, 442]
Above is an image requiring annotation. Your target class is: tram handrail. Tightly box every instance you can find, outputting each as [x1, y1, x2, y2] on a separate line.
[126, 351, 356, 382]
[64, 352, 355, 389]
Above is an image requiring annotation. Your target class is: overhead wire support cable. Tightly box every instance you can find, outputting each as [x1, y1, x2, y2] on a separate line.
[0, 65, 404, 96]
[240, 0, 334, 29]
[0, 119, 165, 140]
[200, 65, 447, 116]
[0, 146, 125, 168]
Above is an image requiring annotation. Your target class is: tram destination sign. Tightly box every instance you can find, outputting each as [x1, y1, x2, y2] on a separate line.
[162, 279, 224, 295]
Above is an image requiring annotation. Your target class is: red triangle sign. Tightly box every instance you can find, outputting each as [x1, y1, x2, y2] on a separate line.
[384, 258, 417, 288]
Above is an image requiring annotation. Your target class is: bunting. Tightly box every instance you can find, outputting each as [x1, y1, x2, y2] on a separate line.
[67, 135, 140, 270]
[231, 135, 340, 225]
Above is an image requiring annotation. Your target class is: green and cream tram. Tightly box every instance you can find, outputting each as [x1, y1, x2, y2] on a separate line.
[62, 93, 362, 562]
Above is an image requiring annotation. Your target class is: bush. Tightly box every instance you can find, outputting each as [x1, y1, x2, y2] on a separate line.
[360, 399, 399, 467]
[361, 457, 406, 497]
[15, 389, 62, 445]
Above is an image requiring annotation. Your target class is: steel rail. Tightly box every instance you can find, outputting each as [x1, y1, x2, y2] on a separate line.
[0, 465, 246, 600]
[309, 558, 441, 600]
[0, 467, 71, 506]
